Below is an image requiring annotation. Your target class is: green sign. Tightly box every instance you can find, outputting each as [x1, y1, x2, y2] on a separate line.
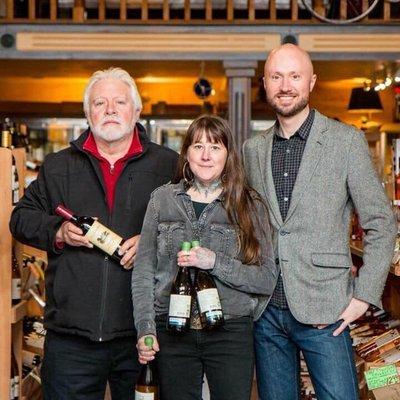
[365, 364, 400, 390]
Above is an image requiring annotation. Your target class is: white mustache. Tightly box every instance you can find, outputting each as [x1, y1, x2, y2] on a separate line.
[102, 117, 122, 124]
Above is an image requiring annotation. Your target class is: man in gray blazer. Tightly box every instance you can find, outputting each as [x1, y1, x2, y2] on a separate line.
[243, 44, 396, 400]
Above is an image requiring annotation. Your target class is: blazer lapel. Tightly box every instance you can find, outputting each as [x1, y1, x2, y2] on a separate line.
[258, 128, 283, 227]
[285, 111, 328, 222]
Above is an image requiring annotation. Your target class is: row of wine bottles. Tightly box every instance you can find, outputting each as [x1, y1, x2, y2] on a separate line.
[9, 317, 44, 400]
[1, 118, 30, 151]
[1, 119, 22, 205]
[167, 241, 224, 332]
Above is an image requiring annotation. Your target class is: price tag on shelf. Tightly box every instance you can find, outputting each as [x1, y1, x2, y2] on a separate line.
[365, 364, 400, 390]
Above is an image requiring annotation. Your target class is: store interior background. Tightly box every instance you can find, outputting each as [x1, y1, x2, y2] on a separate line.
[0, 58, 397, 126]
[1, 58, 398, 189]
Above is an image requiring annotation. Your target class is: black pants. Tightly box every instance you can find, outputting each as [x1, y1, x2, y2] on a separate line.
[156, 315, 254, 400]
[41, 330, 141, 400]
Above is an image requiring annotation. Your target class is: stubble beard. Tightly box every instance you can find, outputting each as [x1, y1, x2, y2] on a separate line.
[267, 93, 309, 118]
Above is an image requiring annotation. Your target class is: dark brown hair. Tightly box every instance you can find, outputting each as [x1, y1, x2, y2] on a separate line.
[173, 115, 267, 265]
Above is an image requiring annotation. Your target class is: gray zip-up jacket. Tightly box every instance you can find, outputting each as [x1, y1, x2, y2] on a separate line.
[131, 181, 278, 338]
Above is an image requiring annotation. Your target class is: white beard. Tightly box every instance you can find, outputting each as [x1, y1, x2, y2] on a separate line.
[91, 120, 134, 143]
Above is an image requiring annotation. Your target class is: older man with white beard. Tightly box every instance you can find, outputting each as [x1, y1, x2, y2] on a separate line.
[10, 67, 178, 400]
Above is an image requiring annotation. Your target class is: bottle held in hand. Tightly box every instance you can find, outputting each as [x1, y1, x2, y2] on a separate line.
[55, 205, 125, 262]
[167, 242, 193, 333]
[192, 240, 224, 330]
[135, 336, 159, 400]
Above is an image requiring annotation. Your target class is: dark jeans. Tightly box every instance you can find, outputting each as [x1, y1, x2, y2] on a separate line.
[254, 305, 359, 400]
[41, 330, 141, 400]
[156, 315, 254, 400]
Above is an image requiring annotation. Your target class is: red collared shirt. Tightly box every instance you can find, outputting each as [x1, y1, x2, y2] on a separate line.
[83, 127, 143, 211]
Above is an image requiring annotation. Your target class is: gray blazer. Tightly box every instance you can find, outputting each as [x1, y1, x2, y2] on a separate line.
[243, 110, 397, 324]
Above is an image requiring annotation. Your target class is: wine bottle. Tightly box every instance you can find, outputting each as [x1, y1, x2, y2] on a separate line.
[11, 348, 19, 400]
[55, 205, 125, 262]
[166, 242, 193, 333]
[11, 251, 21, 306]
[192, 240, 224, 330]
[1, 122, 12, 148]
[10, 352, 15, 400]
[11, 155, 20, 205]
[135, 336, 159, 400]
[22, 350, 41, 368]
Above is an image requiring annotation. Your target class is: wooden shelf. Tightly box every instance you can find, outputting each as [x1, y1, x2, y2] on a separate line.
[11, 300, 27, 324]
[0, 147, 26, 400]
[350, 239, 400, 277]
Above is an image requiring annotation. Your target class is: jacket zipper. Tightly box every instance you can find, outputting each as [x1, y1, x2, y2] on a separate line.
[98, 255, 110, 341]
[98, 203, 116, 341]
[125, 176, 133, 211]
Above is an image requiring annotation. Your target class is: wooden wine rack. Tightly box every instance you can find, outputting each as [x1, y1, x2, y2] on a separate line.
[0, 147, 26, 400]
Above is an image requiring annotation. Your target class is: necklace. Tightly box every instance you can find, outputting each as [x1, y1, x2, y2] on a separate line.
[192, 179, 222, 198]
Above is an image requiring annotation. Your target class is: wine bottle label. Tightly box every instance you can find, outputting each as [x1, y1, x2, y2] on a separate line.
[22, 350, 39, 367]
[197, 289, 222, 313]
[380, 347, 400, 363]
[205, 310, 223, 318]
[13, 189, 19, 204]
[10, 378, 14, 400]
[84, 220, 123, 256]
[13, 377, 19, 398]
[375, 330, 400, 348]
[168, 294, 191, 318]
[11, 278, 21, 300]
[24, 333, 45, 349]
[135, 390, 155, 399]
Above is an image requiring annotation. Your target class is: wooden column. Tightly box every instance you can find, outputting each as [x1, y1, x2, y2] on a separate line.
[223, 61, 257, 154]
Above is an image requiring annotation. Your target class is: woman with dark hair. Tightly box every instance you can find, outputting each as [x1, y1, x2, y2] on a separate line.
[132, 115, 277, 400]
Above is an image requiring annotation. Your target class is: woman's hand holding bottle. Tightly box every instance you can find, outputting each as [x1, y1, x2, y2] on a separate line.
[137, 334, 159, 364]
[177, 246, 216, 270]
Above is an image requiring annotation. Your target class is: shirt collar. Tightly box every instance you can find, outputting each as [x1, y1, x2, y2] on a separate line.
[83, 125, 143, 162]
[274, 109, 315, 141]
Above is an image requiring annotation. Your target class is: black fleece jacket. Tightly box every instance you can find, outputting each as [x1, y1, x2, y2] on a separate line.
[10, 124, 178, 341]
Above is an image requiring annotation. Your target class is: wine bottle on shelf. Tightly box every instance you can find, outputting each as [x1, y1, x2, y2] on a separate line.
[1, 122, 12, 148]
[11, 251, 21, 306]
[11, 348, 19, 400]
[135, 336, 159, 400]
[10, 352, 15, 400]
[166, 241, 193, 333]
[55, 205, 125, 262]
[22, 350, 42, 368]
[11, 155, 20, 205]
[191, 240, 224, 330]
